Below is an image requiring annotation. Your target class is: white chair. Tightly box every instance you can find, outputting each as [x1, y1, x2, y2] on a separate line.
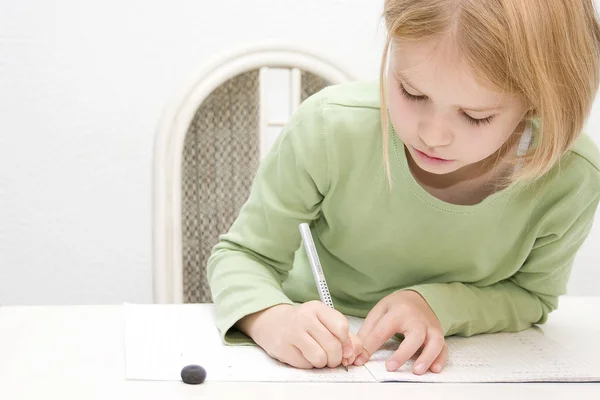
[152, 42, 355, 303]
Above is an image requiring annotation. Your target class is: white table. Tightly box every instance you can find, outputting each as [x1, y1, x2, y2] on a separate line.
[1, 298, 599, 400]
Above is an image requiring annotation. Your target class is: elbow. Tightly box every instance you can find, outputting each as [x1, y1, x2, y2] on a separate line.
[533, 293, 559, 325]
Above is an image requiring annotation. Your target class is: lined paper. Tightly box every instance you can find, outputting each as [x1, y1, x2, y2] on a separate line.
[365, 329, 600, 382]
[124, 304, 600, 383]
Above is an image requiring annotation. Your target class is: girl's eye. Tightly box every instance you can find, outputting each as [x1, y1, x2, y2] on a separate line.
[462, 113, 494, 126]
[399, 83, 427, 103]
[399, 81, 495, 127]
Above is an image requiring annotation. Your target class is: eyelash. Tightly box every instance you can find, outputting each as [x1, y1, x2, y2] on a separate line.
[398, 83, 495, 126]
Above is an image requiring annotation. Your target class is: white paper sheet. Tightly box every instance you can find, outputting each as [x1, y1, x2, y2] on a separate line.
[124, 304, 375, 382]
[124, 303, 600, 383]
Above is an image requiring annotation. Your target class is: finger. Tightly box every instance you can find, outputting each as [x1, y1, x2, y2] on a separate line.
[386, 326, 427, 372]
[347, 332, 364, 365]
[307, 321, 344, 368]
[356, 312, 399, 366]
[285, 345, 314, 369]
[356, 301, 387, 341]
[341, 319, 357, 359]
[352, 301, 388, 366]
[294, 331, 328, 368]
[314, 304, 350, 343]
[412, 328, 445, 375]
[341, 334, 354, 359]
[430, 343, 449, 373]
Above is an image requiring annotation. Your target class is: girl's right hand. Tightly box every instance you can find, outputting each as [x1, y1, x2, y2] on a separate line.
[237, 301, 363, 369]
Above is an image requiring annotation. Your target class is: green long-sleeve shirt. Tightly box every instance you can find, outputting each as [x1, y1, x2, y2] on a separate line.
[207, 81, 600, 344]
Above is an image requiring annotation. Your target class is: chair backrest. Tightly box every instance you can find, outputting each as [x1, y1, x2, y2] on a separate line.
[153, 43, 355, 303]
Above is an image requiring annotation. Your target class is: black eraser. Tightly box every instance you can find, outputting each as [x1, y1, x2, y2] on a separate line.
[181, 364, 207, 384]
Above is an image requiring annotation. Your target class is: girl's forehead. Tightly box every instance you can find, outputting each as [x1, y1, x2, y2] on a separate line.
[391, 39, 526, 110]
[392, 39, 470, 82]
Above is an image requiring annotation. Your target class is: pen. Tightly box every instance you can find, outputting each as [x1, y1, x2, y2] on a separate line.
[299, 222, 349, 371]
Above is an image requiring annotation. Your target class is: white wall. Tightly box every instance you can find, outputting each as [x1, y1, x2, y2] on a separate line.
[0, 0, 385, 304]
[0, 0, 598, 305]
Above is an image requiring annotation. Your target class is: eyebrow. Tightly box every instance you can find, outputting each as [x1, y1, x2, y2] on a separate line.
[396, 72, 503, 113]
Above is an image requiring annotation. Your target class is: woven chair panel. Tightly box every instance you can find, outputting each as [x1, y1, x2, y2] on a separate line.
[181, 69, 331, 303]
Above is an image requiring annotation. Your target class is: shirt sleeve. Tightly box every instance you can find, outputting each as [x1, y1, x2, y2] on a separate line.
[206, 92, 330, 344]
[405, 192, 600, 337]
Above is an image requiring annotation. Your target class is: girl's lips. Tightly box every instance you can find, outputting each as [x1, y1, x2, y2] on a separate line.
[413, 147, 453, 164]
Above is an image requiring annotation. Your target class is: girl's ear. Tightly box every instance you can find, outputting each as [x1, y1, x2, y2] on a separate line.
[514, 120, 527, 135]
[525, 107, 537, 119]
[514, 108, 536, 134]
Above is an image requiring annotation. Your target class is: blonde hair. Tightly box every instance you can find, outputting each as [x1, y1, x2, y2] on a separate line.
[380, 0, 600, 183]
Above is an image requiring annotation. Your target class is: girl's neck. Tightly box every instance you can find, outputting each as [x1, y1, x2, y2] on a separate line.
[405, 134, 521, 206]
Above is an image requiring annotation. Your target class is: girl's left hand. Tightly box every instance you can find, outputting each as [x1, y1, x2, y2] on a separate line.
[352, 290, 448, 375]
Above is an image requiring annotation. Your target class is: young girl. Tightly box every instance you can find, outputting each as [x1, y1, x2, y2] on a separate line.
[207, 0, 600, 375]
